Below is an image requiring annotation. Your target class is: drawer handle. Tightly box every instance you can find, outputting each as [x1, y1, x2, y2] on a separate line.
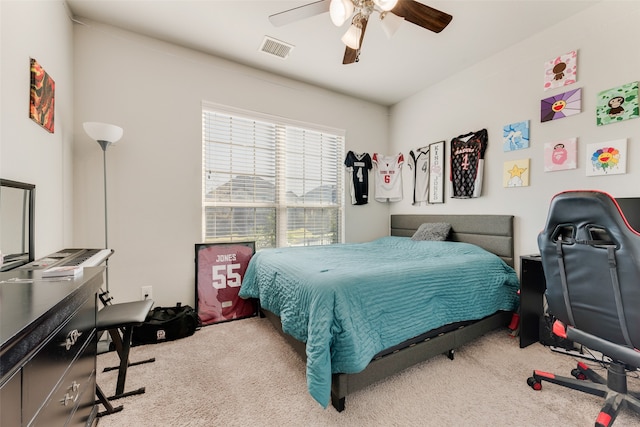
[59, 381, 80, 406]
[61, 329, 83, 351]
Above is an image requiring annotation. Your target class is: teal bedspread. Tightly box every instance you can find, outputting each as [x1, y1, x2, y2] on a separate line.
[239, 237, 519, 407]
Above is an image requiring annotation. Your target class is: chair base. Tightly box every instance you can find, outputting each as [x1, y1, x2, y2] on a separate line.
[528, 360, 640, 427]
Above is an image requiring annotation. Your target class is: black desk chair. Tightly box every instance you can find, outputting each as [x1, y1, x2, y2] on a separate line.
[95, 294, 154, 417]
[528, 190, 640, 427]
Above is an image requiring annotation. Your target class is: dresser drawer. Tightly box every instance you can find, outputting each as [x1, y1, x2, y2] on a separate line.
[22, 297, 96, 424]
[0, 369, 22, 427]
[30, 332, 96, 427]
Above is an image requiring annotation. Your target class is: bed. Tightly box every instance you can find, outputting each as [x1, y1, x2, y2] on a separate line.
[239, 214, 519, 411]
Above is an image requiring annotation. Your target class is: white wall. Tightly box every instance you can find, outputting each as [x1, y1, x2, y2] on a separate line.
[0, 0, 75, 257]
[72, 20, 390, 306]
[390, 1, 640, 269]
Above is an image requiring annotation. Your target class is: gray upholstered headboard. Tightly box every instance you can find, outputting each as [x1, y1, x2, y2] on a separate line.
[390, 214, 515, 267]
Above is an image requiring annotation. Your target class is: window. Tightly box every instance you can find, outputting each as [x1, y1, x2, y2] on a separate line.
[202, 103, 344, 250]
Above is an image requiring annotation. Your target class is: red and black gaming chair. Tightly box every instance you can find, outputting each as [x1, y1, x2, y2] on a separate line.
[528, 190, 640, 427]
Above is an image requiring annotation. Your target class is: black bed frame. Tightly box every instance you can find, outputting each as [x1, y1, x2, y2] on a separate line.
[261, 214, 516, 412]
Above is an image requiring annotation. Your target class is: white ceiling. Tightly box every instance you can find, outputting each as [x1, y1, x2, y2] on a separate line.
[65, 0, 600, 106]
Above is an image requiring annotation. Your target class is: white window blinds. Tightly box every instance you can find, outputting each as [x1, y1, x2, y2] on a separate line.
[202, 104, 344, 249]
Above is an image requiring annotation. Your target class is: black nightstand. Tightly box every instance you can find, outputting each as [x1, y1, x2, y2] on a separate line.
[519, 255, 546, 348]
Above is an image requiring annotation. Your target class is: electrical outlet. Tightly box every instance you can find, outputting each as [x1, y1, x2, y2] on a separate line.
[141, 286, 152, 301]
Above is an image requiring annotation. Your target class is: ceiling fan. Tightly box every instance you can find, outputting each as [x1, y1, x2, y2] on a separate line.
[269, 0, 453, 64]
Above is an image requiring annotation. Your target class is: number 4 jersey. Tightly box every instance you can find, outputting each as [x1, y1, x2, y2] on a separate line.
[449, 129, 488, 199]
[344, 151, 372, 205]
[372, 152, 404, 202]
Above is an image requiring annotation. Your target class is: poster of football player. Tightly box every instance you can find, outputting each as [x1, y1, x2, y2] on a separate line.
[195, 242, 256, 325]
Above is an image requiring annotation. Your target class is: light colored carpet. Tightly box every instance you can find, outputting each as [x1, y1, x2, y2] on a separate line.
[96, 317, 640, 426]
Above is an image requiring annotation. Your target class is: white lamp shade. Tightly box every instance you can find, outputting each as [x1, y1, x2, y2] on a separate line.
[374, 0, 398, 12]
[330, 0, 354, 26]
[380, 12, 404, 39]
[341, 24, 362, 50]
[83, 122, 123, 143]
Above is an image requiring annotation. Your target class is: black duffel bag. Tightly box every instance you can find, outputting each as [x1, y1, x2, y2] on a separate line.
[132, 303, 200, 345]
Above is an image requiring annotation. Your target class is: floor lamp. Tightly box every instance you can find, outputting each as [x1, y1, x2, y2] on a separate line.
[83, 121, 123, 292]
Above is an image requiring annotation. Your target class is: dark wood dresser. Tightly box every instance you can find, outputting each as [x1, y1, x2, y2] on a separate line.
[0, 266, 105, 426]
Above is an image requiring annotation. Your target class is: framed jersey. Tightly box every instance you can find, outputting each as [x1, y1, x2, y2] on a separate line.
[195, 242, 257, 325]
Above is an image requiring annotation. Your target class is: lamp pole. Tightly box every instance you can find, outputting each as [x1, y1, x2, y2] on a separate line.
[84, 122, 122, 292]
[98, 139, 112, 291]
[98, 140, 111, 250]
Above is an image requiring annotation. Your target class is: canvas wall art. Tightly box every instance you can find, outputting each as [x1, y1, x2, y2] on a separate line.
[503, 120, 530, 152]
[29, 58, 55, 133]
[504, 159, 530, 187]
[541, 88, 582, 122]
[543, 50, 578, 91]
[596, 81, 639, 126]
[544, 138, 577, 172]
[586, 139, 627, 176]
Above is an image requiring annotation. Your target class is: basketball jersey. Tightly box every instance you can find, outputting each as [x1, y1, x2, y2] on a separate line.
[372, 153, 404, 202]
[344, 151, 372, 205]
[408, 146, 430, 205]
[449, 129, 488, 199]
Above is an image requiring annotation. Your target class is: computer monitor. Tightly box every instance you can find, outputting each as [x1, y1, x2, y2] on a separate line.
[616, 197, 640, 232]
[0, 179, 35, 271]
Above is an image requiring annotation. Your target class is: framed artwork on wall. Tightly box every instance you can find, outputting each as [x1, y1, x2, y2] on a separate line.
[543, 50, 578, 91]
[544, 138, 577, 172]
[596, 81, 639, 126]
[29, 58, 55, 133]
[586, 139, 627, 176]
[428, 140, 445, 203]
[541, 88, 582, 122]
[195, 241, 257, 325]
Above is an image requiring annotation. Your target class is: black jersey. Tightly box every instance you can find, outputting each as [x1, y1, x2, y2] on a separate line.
[344, 151, 372, 205]
[449, 129, 488, 198]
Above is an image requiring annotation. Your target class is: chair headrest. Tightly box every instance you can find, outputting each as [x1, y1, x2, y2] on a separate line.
[542, 190, 639, 243]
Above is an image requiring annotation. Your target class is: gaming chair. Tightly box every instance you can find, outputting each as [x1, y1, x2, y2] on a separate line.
[528, 190, 640, 427]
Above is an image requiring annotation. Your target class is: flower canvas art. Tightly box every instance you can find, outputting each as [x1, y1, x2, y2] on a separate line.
[586, 139, 627, 176]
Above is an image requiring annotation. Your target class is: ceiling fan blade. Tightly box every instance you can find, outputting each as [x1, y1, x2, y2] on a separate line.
[391, 0, 452, 33]
[269, 0, 331, 27]
[343, 17, 369, 65]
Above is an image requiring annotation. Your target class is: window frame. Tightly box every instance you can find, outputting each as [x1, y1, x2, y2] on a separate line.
[202, 102, 346, 248]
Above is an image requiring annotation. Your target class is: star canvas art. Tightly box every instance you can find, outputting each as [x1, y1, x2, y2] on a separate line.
[503, 159, 530, 187]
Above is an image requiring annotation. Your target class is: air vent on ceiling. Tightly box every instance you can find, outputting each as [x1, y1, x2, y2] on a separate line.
[259, 36, 294, 60]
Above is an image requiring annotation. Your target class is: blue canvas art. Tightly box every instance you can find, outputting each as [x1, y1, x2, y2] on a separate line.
[503, 120, 530, 152]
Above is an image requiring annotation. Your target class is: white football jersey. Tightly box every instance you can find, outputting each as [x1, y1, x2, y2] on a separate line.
[372, 153, 404, 202]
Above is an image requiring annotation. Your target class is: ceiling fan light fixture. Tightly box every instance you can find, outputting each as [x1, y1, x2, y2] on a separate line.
[373, 0, 398, 12]
[329, 0, 355, 27]
[341, 23, 362, 50]
[380, 11, 404, 39]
